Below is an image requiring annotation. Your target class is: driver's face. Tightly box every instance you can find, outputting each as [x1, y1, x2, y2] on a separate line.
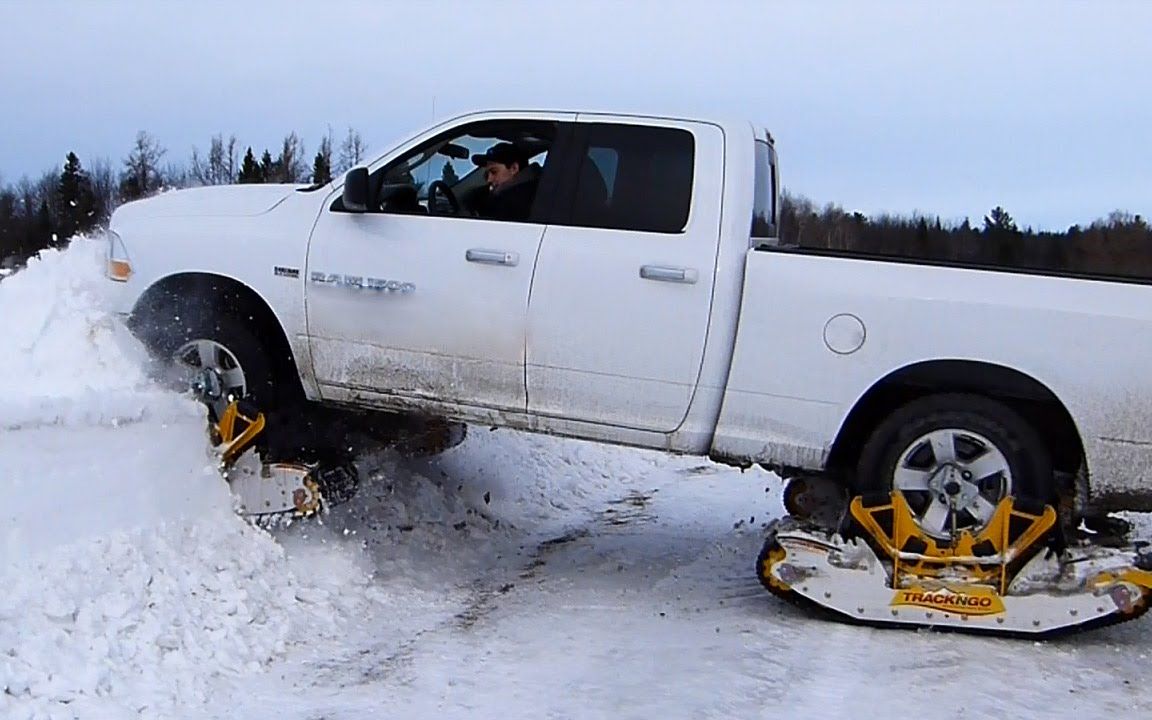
[484, 161, 518, 191]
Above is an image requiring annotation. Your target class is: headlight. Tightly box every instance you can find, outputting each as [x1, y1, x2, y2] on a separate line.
[106, 230, 132, 282]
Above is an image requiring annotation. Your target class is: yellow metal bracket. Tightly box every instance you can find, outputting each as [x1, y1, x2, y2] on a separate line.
[850, 491, 1056, 594]
[210, 400, 266, 469]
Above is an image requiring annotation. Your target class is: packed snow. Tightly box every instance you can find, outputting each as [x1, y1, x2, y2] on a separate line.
[3, 237, 1152, 720]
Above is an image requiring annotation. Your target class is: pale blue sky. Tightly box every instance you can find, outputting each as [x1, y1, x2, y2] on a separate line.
[1, 0, 1149, 230]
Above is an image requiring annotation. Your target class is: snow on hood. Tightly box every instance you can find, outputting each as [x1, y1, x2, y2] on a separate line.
[111, 182, 304, 224]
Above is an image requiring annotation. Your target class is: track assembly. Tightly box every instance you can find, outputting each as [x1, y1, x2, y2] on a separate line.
[209, 400, 358, 526]
[758, 488, 1152, 638]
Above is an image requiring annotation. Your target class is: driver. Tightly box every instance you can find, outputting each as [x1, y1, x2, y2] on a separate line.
[471, 142, 540, 221]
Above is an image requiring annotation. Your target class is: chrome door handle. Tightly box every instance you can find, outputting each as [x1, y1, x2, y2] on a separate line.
[466, 249, 519, 266]
[640, 265, 697, 284]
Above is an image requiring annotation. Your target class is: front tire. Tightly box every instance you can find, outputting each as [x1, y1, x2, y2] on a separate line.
[855, 393, 1054, 540]
[148, 311, 278, 422]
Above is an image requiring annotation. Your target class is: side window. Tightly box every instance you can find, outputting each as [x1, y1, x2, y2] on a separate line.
[751, 138, 777, 239]
[367, 120, 559, 223]
[568, 124, 694, 233]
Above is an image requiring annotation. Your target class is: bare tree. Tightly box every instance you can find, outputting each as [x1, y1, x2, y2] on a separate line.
[163, 165, 184, 189]
[120, 131, 167, 201]
[35, 171, 60, 233]
[270, 131, 307, 183]
[336, 126, 367, 174]
[16, 176, 37, 218]
[190, 133, 239, 185]
[88, 157, 117, 225]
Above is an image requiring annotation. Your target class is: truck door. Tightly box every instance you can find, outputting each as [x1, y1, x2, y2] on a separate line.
[525, 117, 725, 432]
[305, 114, 574, 416]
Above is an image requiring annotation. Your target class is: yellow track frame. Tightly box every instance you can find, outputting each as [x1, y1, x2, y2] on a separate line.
[850, 491, 1056, 594]
[209, 401, 266, 469]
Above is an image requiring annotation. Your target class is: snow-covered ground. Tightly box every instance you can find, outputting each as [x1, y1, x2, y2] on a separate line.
[3, 238, 1152, 720]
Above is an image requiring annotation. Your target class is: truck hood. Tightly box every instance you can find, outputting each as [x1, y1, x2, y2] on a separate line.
[112, 184, 307, 222]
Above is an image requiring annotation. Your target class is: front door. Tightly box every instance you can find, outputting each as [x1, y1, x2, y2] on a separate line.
[305, 114, 573, 416]
[525, 117, 725, 432]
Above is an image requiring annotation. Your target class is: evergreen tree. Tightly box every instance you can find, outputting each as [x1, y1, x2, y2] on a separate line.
[238, 147, 263, 183]
[0, 188, 18, 262]
[311, 150, 332, 185]
[57, 152, 97, 240]
[311, 129, 334, 186]
[983, 206, 1019, 234]
[441, 161, 459, 185]
[259, 149, 275, 183]
[35, 199, 55, 252]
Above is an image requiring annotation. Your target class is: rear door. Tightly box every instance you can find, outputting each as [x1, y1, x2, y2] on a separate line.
[525, 116, 725, 432]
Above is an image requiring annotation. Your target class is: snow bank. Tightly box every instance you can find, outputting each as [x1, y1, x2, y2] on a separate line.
[0, 237, 199, 430]
[0, 239, 386, 719]
[0, 518, 389, 720]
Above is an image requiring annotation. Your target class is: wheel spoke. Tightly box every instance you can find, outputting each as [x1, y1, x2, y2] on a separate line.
[963, 451, 1009, 487]
[893, 465, 932, 491]
[970, 495, 999, 525]
[927, 430, 956, 464]
[220, 367, 246, 393]
[196, 340, 219, 369]
[921, 499, 952, 536]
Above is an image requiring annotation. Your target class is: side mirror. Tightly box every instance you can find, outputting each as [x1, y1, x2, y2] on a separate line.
[341, 167, 369, 212]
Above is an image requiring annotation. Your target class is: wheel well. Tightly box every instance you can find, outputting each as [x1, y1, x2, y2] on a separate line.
[129, 272, 304, 400]
[826, 360, 1086, 477]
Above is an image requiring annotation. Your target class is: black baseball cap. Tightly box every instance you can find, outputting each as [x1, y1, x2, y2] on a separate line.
[471, 142, 528, 168]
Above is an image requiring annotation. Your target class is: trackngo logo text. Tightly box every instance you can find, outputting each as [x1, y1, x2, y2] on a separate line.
[891, 586, 1005, 616]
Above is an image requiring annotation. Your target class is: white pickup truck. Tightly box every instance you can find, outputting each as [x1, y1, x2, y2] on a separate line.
[105, 107, 1152, 542]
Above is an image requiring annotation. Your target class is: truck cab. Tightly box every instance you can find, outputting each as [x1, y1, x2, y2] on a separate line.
[300, 111, 775, 452]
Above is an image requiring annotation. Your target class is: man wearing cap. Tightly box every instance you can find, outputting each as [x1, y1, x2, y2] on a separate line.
[471, 142, 541, 222]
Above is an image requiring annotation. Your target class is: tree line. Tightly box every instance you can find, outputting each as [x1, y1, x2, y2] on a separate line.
[777, 191, 1152, 280]
[0, 127, 367, 269]
[1, 131, 1149, 283]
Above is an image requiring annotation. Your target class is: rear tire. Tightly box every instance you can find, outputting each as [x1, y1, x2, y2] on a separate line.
[855, 393, 1054, 540]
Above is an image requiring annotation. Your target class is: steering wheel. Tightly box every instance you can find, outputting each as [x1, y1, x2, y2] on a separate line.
[427, 180, 461, 215]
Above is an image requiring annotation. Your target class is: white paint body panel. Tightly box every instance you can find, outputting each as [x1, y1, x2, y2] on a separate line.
[305, 211, 544, 413]
[106, 107, 1152, 513]
[714, 250, 1152, 508]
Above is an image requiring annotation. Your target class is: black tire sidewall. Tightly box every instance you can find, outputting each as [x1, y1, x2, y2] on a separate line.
[855, 393, 1054, 506]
